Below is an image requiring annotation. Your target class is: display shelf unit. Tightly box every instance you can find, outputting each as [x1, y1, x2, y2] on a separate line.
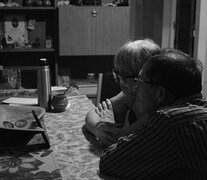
[0, 7, 55, 10]
[0, 48, 55, 52]
[0, 3, 58, 86]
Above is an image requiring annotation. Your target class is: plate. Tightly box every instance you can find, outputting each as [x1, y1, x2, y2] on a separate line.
[0, 105, 46, 146]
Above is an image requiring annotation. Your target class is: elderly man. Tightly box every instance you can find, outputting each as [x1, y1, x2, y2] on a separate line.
[99, 49, 207, 180]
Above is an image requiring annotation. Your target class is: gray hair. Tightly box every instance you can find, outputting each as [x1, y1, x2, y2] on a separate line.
[114, 39, 160, 76]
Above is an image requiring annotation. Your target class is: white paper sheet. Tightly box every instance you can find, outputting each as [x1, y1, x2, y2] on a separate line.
[2, 97, 38, 106]
[51, 86, 67, 91]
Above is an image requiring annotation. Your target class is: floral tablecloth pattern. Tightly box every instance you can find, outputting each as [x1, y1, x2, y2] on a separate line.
[44, 94, 104, 180]
[0, 88, 120, 180]
[0, 149, 62, 180]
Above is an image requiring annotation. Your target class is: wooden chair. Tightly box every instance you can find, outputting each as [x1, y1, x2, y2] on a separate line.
[96, 72, 121, 106]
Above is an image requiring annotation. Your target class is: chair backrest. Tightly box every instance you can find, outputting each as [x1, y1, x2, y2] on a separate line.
[96, 72, 121, 106]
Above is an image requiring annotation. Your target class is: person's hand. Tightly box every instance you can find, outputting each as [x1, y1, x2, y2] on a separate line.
[116, 114, 151, 138]
[93, 99, 124, 146]
[95, 99, 115, 124]
[95, 121, 122, 146]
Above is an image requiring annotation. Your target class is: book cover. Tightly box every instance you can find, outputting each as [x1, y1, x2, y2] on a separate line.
[4, 15, 28, 47]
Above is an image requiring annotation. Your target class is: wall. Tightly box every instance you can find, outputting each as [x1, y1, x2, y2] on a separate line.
[58, 0, 164, 80]
[161, 0, 176, 48]
[58, 55, 115, 79]
[130, 0, 163, 46]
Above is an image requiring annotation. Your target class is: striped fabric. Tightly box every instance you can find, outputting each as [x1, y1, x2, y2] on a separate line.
[99, 94, 207, 180]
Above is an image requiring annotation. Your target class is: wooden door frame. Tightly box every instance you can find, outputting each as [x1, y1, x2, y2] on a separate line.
[161, 0, 177, 48]
[161, 0, 207, 97]
[194, 0, 207, 97]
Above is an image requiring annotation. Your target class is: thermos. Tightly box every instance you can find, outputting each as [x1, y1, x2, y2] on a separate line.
[37, 58, 51, 111]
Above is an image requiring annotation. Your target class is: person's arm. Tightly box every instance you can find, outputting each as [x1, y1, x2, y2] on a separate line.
[85, 107, 118, 146]
[85, 108, 104, 133]
[85, 91, 132, 134]
[99, 113, 177, 180]
[110, 92, 134, 125]
[84, 92, 134, 146]
[115, 113, 149, 137]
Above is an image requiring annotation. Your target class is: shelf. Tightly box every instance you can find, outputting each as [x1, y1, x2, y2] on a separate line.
[0, 4, 58, 86]
[0, 48, 55, 53]
[0, 7, 55, 11]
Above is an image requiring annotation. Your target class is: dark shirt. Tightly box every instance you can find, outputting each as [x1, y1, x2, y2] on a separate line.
[99, 94, 207, 180]
[127, 97, 137, 125]
[127, 108, 136, 125]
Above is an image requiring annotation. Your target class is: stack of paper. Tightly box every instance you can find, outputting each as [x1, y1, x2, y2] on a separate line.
[2, 97, 38, 106]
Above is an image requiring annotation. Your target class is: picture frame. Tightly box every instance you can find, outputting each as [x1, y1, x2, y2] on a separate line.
[4, 14, 28, 47]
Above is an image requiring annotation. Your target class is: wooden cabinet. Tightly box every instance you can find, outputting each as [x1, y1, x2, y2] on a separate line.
[59, 6, 130, 55]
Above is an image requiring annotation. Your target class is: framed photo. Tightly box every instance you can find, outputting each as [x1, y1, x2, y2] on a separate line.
[4, 15, 28, 47]
[46, 37, 52, 48]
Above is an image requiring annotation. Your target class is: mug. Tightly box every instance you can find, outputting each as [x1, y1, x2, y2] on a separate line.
[51, 94, 68, 112]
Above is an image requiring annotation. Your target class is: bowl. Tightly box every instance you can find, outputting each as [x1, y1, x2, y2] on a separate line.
[51, 94, 68, 112]
[0, 105, 46, 147]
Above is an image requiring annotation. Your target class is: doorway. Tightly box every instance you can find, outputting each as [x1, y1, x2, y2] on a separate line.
[174, 0, 196, 56]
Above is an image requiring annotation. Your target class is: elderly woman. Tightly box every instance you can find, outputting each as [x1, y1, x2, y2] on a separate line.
[83, 39, 160, 148]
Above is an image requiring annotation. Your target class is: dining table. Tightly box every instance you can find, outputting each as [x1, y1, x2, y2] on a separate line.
[0, 87, 119, 180]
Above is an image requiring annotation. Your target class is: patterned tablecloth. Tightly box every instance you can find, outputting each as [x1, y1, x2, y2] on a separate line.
[0, 88, 119, 180]
[45, 94, 102, 180]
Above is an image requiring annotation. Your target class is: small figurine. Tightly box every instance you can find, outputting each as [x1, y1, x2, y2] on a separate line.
[33, 38, 41, 48]
[33, 0, 43, 6]
[44, 0, 51, 6]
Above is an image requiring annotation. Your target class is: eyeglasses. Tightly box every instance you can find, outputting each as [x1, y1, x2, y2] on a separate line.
[134, 75, 158, 87]
[112, 68, 138, 84]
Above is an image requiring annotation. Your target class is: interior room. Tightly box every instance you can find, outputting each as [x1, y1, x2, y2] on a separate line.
[0, 0, 207, 179]
[0, 0, 207, 98]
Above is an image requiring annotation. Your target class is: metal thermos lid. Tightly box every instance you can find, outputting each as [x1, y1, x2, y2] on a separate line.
[40, 58, 48, 66]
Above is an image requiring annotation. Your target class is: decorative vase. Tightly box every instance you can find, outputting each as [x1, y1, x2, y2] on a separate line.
[51, 94, 68, 112]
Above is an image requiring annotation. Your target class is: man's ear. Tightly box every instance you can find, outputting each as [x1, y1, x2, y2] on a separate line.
[156, 86, 166, 103]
